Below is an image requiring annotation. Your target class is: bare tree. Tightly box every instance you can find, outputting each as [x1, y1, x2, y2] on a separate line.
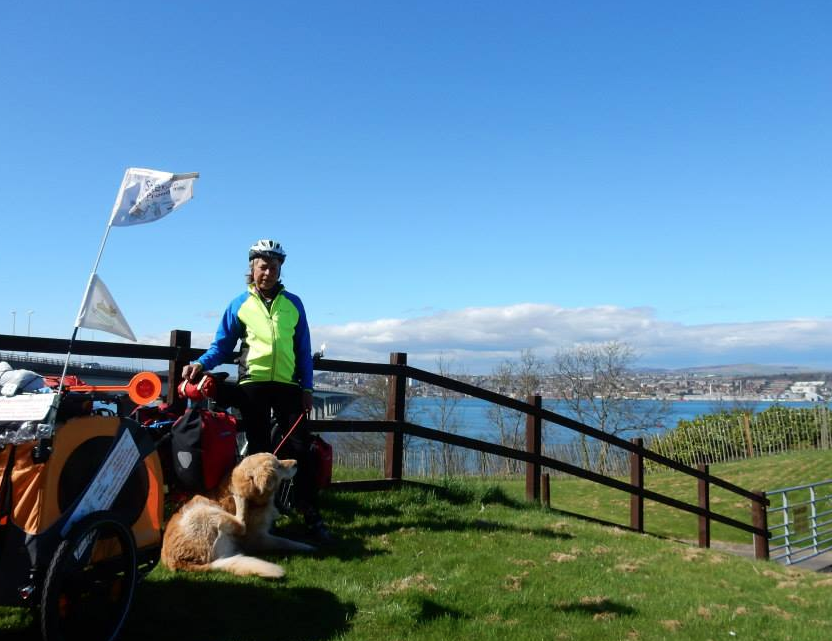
[339, 373, 420, 457]
[425, 354, 465, 476]
[486, 349, 544, 474]
[550, 341, 669, 473]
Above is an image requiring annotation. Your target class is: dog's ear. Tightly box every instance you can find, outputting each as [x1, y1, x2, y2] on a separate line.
[231, 464, 256, 498]
[253, 465, 278, 494]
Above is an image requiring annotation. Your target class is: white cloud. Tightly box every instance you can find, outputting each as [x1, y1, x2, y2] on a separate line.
[309, 304, 832, 371]
[139, 304, 832, 372]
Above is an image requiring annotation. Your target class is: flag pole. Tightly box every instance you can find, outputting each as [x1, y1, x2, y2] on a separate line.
[56, 169, 130, 397]
[49, 168, 198, 426]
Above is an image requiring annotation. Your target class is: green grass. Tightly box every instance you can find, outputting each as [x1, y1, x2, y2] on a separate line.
[2, 452, 831, 640]
[537, 449, 832, 544]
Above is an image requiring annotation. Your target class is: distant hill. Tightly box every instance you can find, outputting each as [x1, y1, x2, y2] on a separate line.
[637, 363, 832, 377]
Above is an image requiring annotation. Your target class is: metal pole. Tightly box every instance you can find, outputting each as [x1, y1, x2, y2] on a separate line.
[26, 310, 33, 357]
[810, 486, 818, 556]
[56, 172, 126, 396]
[782, 492, 790, 564]
[10, 310, 15, 335]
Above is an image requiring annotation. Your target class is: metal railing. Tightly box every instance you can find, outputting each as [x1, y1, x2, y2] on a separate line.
[0, 351, 139, 374]
[767, 479, 832, 565]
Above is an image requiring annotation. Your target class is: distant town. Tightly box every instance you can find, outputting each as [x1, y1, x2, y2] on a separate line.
[315, 369, 832, 403]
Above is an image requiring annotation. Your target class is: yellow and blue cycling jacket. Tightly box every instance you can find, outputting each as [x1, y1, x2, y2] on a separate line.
[197, 284, 313, 390]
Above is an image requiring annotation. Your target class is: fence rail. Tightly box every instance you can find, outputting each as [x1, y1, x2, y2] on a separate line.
[0, 332, 771, 557]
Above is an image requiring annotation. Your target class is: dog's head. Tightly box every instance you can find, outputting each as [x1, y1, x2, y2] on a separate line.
[231, 453, 298, 506]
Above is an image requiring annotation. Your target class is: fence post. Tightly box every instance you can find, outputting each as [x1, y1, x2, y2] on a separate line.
[741, 413, 754, 458]
[821, 408, 830, 451]
[541, 472, 551, 509]
[629, 437, 644, 533]
[752, 490, 769, 560]
[697, 463, 710, 548]
[385, 352, 407, 480]
[168, 330, 191, 408]
[525, 394, 542, 502]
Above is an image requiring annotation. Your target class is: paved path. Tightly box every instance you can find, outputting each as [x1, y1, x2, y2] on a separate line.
[683, 539, 832, 572]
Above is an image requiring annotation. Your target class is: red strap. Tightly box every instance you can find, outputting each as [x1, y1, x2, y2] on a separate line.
[272, 411, 307, 456]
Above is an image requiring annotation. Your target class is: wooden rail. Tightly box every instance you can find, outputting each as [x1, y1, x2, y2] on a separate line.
[0, 331, 771, 557]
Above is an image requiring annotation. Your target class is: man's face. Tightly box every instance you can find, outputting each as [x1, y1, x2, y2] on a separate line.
[252, 257, 282, 291]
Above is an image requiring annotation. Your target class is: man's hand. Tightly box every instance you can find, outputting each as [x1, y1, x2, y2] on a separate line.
[302, 390, 313, 413]
[181, 362, 204, 382]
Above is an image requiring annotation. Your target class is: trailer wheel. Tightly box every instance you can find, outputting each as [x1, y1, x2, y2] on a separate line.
[40, 512, 138, 641]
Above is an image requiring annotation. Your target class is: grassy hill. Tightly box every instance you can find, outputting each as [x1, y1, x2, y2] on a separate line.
[540, 449, 832, 544]
[2, 451, 831, 641]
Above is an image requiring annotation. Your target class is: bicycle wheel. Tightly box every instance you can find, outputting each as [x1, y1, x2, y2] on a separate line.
[40, 511, 137, 641]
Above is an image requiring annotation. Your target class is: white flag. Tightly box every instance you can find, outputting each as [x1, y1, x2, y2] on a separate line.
[75, 275, 137, 341]
[109, 167, 198, 227]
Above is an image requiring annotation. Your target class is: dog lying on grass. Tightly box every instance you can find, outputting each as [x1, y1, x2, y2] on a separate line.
[161, 453, 314, 579]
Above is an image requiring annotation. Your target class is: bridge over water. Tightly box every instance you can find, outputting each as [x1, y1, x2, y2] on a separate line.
[0, 352, 356, 420]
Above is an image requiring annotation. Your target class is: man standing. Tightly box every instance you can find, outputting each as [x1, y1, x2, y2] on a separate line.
[182, 239, 331, 542]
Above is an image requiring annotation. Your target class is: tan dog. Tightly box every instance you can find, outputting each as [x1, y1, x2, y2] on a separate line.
[161, 453, 314, 579]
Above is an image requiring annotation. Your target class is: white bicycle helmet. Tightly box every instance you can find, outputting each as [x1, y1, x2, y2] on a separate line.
[249, 239, 287, 262]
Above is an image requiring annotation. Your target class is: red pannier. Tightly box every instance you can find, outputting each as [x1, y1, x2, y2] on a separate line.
[171, 408, 238, 492]
[310, 435, 332, 489]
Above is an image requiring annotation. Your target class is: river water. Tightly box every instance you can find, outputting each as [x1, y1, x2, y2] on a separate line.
[341, 397, 823, 446]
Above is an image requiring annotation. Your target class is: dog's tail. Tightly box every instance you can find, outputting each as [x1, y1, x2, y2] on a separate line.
[208, 554, 286, 579]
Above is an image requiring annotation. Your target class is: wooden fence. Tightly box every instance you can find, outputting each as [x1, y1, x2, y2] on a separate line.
[0, 331, 771, 558]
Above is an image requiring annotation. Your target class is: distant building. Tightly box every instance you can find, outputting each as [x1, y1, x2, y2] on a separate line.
[789, 381, 825, 402]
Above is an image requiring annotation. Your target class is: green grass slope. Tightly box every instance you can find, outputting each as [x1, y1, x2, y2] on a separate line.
[2, 452, 829, 641]
[539, 449, 832, 544]
[2, 480, 829, 640]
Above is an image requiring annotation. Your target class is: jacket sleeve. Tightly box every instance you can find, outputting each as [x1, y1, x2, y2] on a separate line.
[292, 297, 314, 391]
[197, 299, 243, 371]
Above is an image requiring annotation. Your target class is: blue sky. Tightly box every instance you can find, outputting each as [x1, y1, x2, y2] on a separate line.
[1, 1, 830, 372]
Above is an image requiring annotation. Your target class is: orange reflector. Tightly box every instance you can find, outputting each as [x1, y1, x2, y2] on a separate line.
[67, 372, 163, 406]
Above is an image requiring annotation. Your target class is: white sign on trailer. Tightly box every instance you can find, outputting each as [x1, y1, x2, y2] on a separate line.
[0, 393, 56, 422]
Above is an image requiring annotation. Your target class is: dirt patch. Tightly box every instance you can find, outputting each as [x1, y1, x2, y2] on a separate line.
[483, 613, 519, 626]
[659, 620, 682, 632]
[549, 552, 578, 563]
[379, 573, 438, 596]
[503, 571, 529, 591]
[776, 580, 798, 589]
[762, 605, 793, 620]
[580, 595, 609, 605]
[679, 549, 704, 562]
[593, 612, 616, 621]
[549, 521, 570, 533]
